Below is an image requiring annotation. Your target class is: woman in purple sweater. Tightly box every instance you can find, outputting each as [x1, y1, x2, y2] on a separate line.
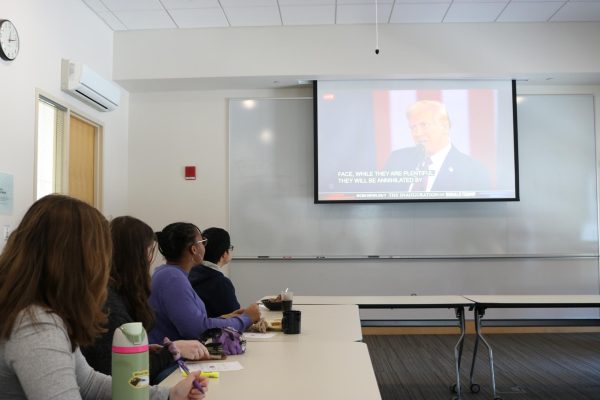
[149, 222, 261, 343]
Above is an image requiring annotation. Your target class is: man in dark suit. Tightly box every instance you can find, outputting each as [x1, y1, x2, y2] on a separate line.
[385, 100, 491, 192]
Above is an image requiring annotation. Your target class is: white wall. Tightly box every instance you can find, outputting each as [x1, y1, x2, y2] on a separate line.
[128, 88, 309, 233]
[114, 23, 600, 85]
[0, 0, 130, 251]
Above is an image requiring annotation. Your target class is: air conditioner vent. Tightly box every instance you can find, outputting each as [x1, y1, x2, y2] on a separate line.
[61, 59, 121, 112]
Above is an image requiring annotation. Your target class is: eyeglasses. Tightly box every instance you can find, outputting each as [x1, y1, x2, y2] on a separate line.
[229, 245, 234, 251]
[194, 238, 208, 246]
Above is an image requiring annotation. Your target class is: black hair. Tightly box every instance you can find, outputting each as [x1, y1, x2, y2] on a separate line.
[202, 227, 231, 264]
[155, 222, 200, 262]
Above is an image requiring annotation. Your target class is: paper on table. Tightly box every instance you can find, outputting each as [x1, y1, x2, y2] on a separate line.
[244, 332, 277, 339]
[187, 361, 244, 373]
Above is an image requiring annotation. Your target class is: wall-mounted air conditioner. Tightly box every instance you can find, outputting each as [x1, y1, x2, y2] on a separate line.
[61, 59, 121, 112]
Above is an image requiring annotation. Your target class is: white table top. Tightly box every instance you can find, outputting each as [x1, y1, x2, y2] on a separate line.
[159, 341, 381, 400]
[282, 295, 473, 307]
[250, 304, 362, 342]
[464, 294, 600, 307]
[261, 294, 600, 307]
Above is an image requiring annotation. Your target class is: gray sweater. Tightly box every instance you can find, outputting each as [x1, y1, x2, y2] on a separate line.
[0, 305, 170, 400]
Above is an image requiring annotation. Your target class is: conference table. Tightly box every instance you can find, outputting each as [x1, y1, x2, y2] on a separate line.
[159, 302, 380, 399]
[252, 303, 363, 342]
[287, 295, 474, 399]
[161, 294, 600, 399]
[464, 295, 600, 400]
[159, 341, 380, 400]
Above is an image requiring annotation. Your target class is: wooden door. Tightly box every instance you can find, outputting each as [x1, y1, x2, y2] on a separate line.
[68, 115, 97, 205]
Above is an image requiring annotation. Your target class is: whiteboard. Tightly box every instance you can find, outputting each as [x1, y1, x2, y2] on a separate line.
[229, 95, 598, 258]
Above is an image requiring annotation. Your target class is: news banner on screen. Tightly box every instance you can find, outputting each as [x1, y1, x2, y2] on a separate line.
[314, 79, 519, 203]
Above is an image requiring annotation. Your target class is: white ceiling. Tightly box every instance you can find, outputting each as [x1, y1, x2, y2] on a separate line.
[83, 0, 600, 31]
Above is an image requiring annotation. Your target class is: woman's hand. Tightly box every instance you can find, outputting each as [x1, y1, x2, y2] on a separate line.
[169, 374, 209, 400]
[175, 340, 211, 361]
[149, 344, 163, 353]
[243, 303, 261, 323]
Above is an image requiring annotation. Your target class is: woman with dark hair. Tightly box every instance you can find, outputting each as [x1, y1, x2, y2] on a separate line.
[82, 216, 210, 384]
[189, 227, 240, 318]
[0, 195, 207, 399]
[148, 222, 261, 343]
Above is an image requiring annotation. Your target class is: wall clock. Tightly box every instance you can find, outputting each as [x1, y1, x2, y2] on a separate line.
[0, 19, 19, 61]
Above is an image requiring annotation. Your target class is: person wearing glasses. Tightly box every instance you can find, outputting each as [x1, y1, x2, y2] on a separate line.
[189, 227, 241, 318]
[148, 222, 261, 344]
[0, 195, 207, 399]
[82, 216, 210, 384]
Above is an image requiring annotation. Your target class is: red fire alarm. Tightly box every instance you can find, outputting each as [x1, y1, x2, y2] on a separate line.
[184, 166, 196, 180]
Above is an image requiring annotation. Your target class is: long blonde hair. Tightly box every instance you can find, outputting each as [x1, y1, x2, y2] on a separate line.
[0, 194, 112, 349]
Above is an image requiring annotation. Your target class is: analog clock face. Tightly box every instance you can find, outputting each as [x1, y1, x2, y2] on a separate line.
[0, 19, 19, 61]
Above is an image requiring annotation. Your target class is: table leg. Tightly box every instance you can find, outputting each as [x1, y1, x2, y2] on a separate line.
[452, 306, 466, 399]
[468, 307, 480, 390]
[469, 306, 501, 400]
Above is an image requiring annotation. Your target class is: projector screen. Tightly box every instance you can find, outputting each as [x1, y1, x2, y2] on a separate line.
[314, 79, 519, 203]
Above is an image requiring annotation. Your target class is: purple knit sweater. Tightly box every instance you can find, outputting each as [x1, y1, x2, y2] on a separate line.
[148, 264, 251, 343]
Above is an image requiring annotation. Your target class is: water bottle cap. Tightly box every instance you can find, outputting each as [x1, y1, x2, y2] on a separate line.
[113, 322, 148, 348]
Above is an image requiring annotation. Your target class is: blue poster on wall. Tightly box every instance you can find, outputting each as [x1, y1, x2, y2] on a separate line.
[0, 173, 14, 215]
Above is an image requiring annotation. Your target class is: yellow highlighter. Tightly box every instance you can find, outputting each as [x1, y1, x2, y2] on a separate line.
[180, 370, 220, 378]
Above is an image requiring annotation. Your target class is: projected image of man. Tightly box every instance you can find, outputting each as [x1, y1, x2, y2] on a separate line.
[385, 100, 491, 192]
